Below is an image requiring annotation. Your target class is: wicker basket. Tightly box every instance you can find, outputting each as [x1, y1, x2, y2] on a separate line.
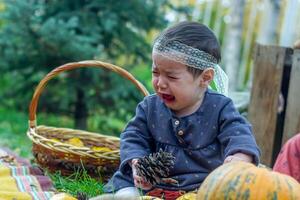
[27, 60, 149, 180]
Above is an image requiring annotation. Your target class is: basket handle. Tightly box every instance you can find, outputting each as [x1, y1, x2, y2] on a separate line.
[29, 60, 149, 128]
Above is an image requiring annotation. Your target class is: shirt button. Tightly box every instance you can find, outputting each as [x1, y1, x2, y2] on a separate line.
[178, 130, 184, 136]
[175, 120, 180, 126]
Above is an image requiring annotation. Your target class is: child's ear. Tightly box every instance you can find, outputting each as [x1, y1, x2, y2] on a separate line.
[200, 68, 214, 87]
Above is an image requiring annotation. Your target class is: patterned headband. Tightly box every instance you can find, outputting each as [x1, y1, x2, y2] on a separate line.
[153, 36, 228, 96]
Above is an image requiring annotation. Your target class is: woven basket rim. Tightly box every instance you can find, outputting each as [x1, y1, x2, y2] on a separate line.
[27, 60, 149, 160]
[27, 126, 121, 159]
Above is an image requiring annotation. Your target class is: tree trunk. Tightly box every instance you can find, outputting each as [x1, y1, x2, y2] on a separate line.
[74, 87, 88, 130]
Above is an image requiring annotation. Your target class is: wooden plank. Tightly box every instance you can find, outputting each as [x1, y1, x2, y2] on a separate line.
[248, 44, 286, 166]
[270, 48, 293, 166]
[282, 49, 300, 144]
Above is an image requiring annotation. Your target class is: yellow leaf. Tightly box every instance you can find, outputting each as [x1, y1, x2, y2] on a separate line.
[140, 196, 163, 200]
[92, 146, 112, 152]
[50, 193, 77, 200]
[50, 138, 61, 142]
[66, 137, 84, 147]
[176, 192, 196, 200]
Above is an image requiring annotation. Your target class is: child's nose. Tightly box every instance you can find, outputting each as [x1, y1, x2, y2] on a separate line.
[157, 77, 167, 88]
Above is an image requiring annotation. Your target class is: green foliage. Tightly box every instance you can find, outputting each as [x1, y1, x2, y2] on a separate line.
[49, 170, 104, 198]
[0, 106, 131, 157]
[0, 107, 74, 157]
[0, 0, 189, 132]
[131, 63, 154, 93]
[0, 107, 30, 157]
[0, 108, 109, 197]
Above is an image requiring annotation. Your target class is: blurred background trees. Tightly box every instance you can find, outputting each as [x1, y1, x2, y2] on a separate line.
[0, 0, 190, 132]
[0, 0, 299, 156]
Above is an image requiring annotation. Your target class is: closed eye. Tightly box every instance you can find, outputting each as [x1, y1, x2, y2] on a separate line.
[152, 71, 159, 76]
[168, 76, 179, 80]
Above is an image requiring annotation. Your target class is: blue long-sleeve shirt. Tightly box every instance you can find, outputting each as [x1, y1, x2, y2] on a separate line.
[104, 89, 260, 192]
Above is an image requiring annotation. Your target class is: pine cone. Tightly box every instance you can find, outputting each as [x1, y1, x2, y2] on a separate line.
[135, 149, 175, 185]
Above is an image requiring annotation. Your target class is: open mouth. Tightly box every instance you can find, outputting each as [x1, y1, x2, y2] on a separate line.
[161, 94, 175, 102]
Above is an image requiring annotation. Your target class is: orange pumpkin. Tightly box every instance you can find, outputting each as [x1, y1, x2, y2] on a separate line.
[197, 161, 300, 200]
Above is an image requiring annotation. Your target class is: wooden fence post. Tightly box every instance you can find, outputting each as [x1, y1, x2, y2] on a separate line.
[248, 44, 291, 166]
[282, 49, 300, 144]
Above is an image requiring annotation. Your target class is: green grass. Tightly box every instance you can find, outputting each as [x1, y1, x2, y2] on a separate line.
[0, 107, 31, 157]
[48, 170, 105, 198]
[0, 107, 107, 197]
[0, 107, 74, 158]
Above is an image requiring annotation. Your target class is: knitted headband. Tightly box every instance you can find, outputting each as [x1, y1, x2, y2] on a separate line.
[153, 37, 228, 96]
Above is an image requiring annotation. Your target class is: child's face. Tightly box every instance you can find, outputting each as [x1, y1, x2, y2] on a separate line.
[152, 53, 206, 117]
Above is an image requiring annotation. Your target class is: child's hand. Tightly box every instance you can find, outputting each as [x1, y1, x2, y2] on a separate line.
[224, 152, 253, 163]
[131, 159, 153, 190]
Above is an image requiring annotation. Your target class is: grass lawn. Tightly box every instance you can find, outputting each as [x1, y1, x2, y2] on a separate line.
[0, 107, 32, 158]
[49, 170, 105, 198]
[0, 107, 106, 198]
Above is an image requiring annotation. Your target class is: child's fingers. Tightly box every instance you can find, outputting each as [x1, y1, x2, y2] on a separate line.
[161, 178, 178, 185]
[224, 155, 251, 163]
[131, 158, 153, 190]
[133, 174, 143, 182]
[224, 155, 234, 163]
[134, 178, 152, 190]
[133, 174, 152, 190]
[131, 159, 139, 166]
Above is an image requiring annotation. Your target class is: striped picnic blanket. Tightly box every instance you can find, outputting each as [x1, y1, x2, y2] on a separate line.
[0, 147, 56, 200]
